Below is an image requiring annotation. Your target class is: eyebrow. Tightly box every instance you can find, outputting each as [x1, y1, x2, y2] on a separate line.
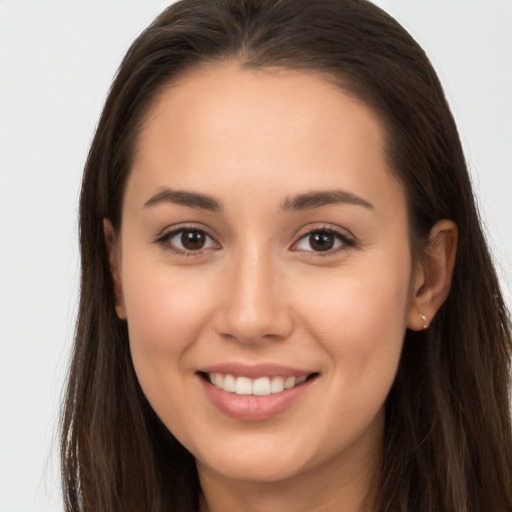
[283, 190, 374, 211]
[143, 187, 374, 213]
[143, 189, 222, 212]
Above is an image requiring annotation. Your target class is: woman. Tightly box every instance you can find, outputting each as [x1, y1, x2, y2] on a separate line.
[60, 0, 512, 510]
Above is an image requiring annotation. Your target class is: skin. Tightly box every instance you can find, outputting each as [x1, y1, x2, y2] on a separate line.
[105, 61, 457, 512]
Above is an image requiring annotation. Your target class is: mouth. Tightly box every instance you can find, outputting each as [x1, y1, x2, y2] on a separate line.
[198, 371, 319, 396]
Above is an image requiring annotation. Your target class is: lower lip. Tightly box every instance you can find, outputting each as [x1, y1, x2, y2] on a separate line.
[200, 376, 316, 421]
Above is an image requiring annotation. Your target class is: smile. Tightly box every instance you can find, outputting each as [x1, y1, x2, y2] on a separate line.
[207, 373, 308, 396]
[199, 370, 319, 421]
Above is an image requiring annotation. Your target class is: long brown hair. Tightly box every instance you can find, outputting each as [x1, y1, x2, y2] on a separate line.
[61, 1, 512, 510]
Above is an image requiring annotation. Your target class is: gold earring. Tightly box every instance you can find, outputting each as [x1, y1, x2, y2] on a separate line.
[418, 313, 428, 329]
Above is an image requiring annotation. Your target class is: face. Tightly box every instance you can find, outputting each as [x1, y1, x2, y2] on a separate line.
[110, 62, 417, 487]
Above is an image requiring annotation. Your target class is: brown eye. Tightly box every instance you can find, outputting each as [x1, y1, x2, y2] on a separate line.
[181, 229, 206, 250]
[294, 229, 351, 253]
[162, 228, 218, 254]
[309, 232, 335, 251]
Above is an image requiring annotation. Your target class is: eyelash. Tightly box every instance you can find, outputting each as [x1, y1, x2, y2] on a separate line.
[292, 226, 357, 257]
[155, 225, 357, 257]
[155, 225, 219, 257]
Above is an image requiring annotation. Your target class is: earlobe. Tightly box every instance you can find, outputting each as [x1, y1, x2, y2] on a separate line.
[103, 218, 127, 320]
[407, 219, 458, 331]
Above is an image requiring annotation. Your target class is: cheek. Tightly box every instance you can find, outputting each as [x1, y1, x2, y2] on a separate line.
[125, 277, 193, 356]
[296, 250, 412, 401]
[300, 258, 410, 342]
[119, 254, 217, 409]
[121, 252, 215, 352]
[303, 266, 410, 447]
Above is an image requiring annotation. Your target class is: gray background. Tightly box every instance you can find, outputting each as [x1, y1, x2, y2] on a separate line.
[1, 1, 511, 510]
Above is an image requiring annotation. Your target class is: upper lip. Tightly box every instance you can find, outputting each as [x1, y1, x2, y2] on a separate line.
[198, 363, 315, 379]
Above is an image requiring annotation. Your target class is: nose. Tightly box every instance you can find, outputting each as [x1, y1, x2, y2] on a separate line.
[213, 249, 294, 344]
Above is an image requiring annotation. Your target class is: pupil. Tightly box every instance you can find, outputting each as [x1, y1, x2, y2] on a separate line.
[310, 232, 334, 251]
[181, 230, 205, 250]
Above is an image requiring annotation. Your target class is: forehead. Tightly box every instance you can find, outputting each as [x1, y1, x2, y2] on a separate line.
[127, 60, 405, 217]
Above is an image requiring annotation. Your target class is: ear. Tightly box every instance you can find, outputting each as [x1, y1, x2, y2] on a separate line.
[407, 219, 458, 331]
[103, 218, 127, 320]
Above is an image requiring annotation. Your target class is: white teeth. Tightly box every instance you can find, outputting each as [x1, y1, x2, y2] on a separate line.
[270, 376, 285, 393]
[284, 376, 296, 389]
[212, 373, 223, 387]
[208, 373, 309, 395]
[235, 376, 252, 395]
[223, 374, 236, 392]
[252, 377, 271, 396]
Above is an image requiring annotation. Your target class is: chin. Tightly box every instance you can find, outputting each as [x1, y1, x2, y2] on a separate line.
[204, 459, 306, 484]
[194, 439, 313, 484]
